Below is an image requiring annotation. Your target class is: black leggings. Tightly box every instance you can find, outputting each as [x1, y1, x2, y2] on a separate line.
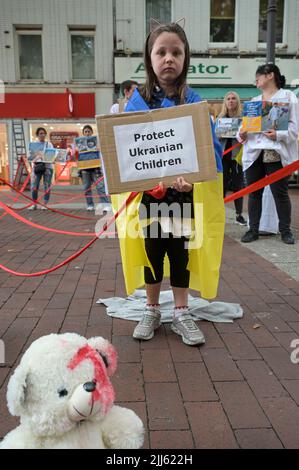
[244, 152, 291, 233]
[144, 223, 190, 288]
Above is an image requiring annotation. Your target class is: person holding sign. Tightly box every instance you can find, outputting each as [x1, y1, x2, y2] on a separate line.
[77, 125, 111, 213]
[217, 91, 247, 226]
[239, 63, 299, 244]
[113, 21, 224, 346]
[28, 127, 54, 210]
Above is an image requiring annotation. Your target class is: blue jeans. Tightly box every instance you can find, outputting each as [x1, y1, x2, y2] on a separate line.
[80, 168, 110, 207]
[31, 167, 53, 203]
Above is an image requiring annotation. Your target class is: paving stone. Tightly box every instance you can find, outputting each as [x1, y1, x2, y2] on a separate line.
[112, 363, 144, 402]
[236, 360, 289, 398]
[281, 380, 299, 406]
[142, 349, 176, 382]
[220, 332, 261, 360]
[145, 383, 189, 430]
[112, 335, 141, 363]
[215, 381, 270, 429]
[185, 402, 238, 449]
[259, 347, 299, 380]
[259, 397, 299, 448]
[175, 362, 218, 401]
[150, 430, 194, 449]
[202, 348, 243, 381]
[235, 428, 283, 449]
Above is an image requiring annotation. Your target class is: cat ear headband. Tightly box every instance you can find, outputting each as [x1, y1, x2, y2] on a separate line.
[149, 17, 186, 33]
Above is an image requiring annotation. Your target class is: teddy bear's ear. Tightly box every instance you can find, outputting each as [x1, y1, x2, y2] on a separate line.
[88, 337, 118, 377]
[6, 363, 29, 416]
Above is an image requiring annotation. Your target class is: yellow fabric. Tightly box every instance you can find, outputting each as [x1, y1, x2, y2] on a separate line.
[112, 175, 225, 299]
[235, 146, 243, 166]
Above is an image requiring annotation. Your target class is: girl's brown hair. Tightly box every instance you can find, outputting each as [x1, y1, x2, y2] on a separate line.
[140, 23, 190, 105]
[218, 91, 242, 118]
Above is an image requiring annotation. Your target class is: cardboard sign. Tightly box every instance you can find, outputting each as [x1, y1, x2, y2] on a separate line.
[75, 136, 101, 170]
[96, 101, 217, 194]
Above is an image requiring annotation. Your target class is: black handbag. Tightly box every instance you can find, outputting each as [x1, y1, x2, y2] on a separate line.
[34, 162, 46, 175]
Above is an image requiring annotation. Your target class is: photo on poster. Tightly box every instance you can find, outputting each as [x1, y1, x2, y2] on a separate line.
[215, 117, 242, 138]
[242, 100, 289, 133]
[43, 148, 57, 163]
[55, 149, 68, 163]
[75, 136, 98, 153]
[28, 142, 46, 161]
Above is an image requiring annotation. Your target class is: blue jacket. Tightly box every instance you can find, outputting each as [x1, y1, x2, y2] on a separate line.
[126, 87, 223, 172]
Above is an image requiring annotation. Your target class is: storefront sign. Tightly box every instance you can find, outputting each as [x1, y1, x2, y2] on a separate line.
[115, 57, 299, 85]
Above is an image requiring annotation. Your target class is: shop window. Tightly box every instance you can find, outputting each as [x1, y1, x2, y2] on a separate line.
[258, 0, 285, 44]
[16, 29, 43, 80]
[146, 0, 172, 35]
[70, 31, 95, 80]
[210, 0, 236, 43]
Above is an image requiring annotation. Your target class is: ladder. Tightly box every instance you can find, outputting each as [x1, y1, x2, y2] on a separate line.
[12, 120, 30, 189]
[12, 120, 27, 161]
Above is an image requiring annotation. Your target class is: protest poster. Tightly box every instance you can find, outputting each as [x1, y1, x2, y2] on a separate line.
[96, 101, 217, 194]
[242, 100, 289, 133]
[215, 117, 242, 138]
[75, 136, 101, 170]
[28, 142, 46, 161]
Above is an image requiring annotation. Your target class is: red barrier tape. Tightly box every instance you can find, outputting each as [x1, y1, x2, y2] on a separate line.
[222, 142, 241, 156]
[224, 159, 299, 204]
[0, 200, 99, 236]
[0, 178, 96, 221]
[0, 191, 138, 277]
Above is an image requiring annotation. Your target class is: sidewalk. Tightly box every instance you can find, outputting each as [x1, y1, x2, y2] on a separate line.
[0, 187, 299, 448]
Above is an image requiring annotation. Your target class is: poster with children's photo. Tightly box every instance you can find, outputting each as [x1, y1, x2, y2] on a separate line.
[28, 142, 46, 161]
[43, 148, 57, 163]
[242, 100, 289, 133]
[215, 117, 242, 138]
[75, 136, 101, 170]
[55, 149, 68, 163]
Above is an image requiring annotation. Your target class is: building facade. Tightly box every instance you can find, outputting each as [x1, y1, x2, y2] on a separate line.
[0, 0, 299, 184]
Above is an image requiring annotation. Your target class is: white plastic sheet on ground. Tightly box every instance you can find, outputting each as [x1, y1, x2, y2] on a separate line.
[97, 289, 243, 323]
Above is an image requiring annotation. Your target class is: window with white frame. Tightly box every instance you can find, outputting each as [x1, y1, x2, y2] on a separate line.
[210, 0, 236, 43]
[258, 0, 285, 44]
[146, 0, 172, 36]
[70, 30, 95, 80]
[16, 29, 43, 80]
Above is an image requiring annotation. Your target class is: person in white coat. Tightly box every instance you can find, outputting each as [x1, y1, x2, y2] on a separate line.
[239, 63, 299, 245]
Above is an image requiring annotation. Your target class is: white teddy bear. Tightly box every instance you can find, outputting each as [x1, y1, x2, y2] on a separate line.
[0, 333, 144, 449]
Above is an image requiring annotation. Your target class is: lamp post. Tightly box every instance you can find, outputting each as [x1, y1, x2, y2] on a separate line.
[266, 0, 277, 64]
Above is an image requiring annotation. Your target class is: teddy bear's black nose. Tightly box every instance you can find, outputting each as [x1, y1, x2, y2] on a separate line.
[83, 381, 96, 392]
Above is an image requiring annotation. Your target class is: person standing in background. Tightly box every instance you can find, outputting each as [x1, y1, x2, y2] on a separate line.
[218, 91, 247, 226]
[78, 125, 111, 213]
[239, 63, 299, 245]
[110, 80, 138, 114]
[28, 127, 54, 210]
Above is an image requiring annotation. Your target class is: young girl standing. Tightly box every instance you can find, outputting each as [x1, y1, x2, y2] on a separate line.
[113, 22, 224, 346]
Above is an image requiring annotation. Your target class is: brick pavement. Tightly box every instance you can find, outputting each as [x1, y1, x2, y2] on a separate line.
[0, 188, 299, 448]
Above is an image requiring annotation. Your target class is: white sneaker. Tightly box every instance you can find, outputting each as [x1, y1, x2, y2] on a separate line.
[86, 205, 94, 211]
[28, 204, 37, 210]
[171, 313, 205, 346]
[40, 205, 47, 210]
[133, 307, 161, 340]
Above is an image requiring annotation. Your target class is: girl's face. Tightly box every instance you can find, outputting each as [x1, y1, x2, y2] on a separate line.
[225, 94, 238, 112]
[150, 32, 185, 87]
